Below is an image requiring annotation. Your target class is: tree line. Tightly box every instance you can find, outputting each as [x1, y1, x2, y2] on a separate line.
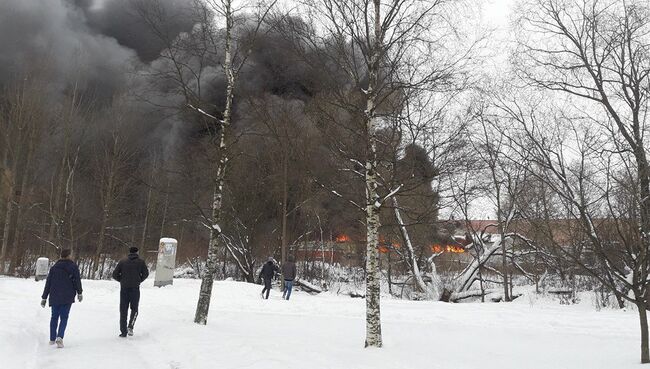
[2, 0, 650, 362]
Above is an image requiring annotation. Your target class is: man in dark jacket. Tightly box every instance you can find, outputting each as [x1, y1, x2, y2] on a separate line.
[258, 257, 278, 299]
[112, 246, 149, 337]
[41, 249, 83, 348]
[281, 255, 297, 300]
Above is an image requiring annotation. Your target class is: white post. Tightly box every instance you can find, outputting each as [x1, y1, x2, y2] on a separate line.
[154, 238, 178, 287]
[35, 257, 49, 281]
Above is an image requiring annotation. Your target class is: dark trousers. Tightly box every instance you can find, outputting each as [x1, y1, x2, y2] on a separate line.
[120, 287, 140, 334]
[50, 304, 72, 341]
[261, 278, 272, 299]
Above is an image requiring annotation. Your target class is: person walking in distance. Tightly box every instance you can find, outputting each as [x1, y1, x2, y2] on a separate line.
[41, 249, 83, 348]
[259, 257, 278, 299]
[112, 246, 149, 337]
[282, 255, 297, 300]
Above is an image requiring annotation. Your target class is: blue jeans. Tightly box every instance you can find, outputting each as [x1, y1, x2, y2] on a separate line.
[50, 304, 72, 341]
[282, 280, 294, 300]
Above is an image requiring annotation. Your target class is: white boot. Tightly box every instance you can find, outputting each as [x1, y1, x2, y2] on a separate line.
[55, 337, 64, 348]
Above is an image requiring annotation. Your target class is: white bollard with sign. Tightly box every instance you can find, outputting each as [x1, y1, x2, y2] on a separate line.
[154, 238, 177, 287]
[35, 257, 49, 281]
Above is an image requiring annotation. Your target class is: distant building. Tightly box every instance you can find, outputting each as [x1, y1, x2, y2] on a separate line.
[291, 237, 363, 266]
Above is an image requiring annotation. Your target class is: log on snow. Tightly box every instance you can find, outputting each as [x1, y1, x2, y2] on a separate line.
[295, 279, 323, 294]
[450, 288, 498, 302]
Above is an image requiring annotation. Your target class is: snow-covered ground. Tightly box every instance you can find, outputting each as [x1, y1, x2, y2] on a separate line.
[0, 276, 641, 369]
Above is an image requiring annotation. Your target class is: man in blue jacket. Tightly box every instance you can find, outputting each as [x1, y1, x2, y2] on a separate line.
[41, 249, 83, 348]
[112, 246, 149, 337]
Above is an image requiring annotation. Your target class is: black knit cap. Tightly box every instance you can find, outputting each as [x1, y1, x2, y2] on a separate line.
[129, 246, 139, 254]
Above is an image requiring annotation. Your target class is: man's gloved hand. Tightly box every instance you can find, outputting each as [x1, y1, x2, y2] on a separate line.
[40, 299, 46, 308]
[77, 294, 83, 302]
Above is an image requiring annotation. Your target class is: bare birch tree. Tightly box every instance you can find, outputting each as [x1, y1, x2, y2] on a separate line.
[515, 0, 650, 362]
[135, 0, 277, 324]
[465, 102, 532, 301]
[297, 0, 476, 347]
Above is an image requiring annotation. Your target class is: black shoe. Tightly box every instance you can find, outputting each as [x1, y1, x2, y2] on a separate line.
[119, 333, 127, 338]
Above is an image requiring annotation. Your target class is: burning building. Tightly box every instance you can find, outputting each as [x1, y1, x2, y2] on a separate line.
[291, 234, 364, 267]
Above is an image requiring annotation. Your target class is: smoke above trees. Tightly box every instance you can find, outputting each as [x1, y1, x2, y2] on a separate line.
[0, 0, 444, 278]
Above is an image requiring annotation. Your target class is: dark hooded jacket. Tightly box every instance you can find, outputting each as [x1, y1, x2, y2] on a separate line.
[41, 259, 83, 306]
[281, 261, 296, 281]
[112, 253, 149, 288]
[258, 261, 278, 281]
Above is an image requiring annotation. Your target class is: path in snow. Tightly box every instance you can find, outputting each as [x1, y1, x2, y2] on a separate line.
[0, 276, 641, 369]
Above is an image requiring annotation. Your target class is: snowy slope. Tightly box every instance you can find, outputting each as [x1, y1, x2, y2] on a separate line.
[0, 276, 641, 369]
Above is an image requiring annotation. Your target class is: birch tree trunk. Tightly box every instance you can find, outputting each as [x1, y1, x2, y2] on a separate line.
[194, 1, 234, 324]
[194, 148, 227, 324]
[454, 239, 501, 294]
[363, 0, 383, 349]
[194, 112, 229, 324]
[364, 163, 382, 348]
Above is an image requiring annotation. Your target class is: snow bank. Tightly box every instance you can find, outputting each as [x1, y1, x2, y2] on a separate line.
[0, 276, 641, 369]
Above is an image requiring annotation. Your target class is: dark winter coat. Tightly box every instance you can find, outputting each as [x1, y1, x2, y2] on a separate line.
[41, 259, 83, 306]
[281, 261, 296, 281]
[258, 261, 278, 281]
[112, 253, 149, 289]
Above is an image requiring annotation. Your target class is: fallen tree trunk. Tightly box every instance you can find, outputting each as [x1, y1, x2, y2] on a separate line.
[295, 279, 323, 294]
[392, 197, 440, 299]
[450, 288, 499, 302]
[450, 288, 522, 303]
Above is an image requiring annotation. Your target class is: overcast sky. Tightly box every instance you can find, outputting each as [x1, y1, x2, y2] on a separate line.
[483, 0, 516, 28]
[438, 1, 519, 221]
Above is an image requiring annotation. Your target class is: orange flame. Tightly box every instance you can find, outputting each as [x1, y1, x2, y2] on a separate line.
[378, 236, 400, 249]
[431, 244, 465, 253]
[446, 245, 465, 253]
[335, 234, 351, 243]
